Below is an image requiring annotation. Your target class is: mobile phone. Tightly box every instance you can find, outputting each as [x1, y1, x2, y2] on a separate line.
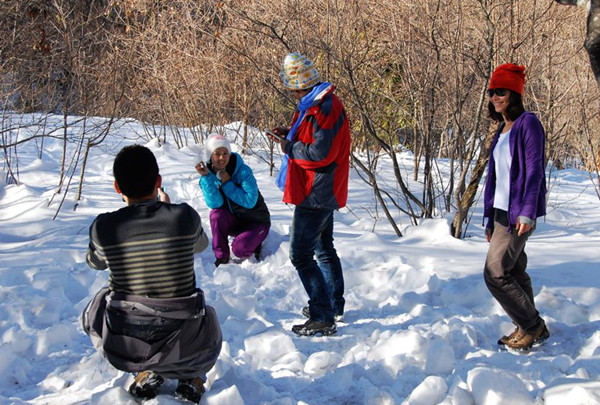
[265, 129, 286, 141]
[157, 187, 165, 201]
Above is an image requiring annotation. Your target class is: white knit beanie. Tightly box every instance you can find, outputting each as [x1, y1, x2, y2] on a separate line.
[205, 134, 231, 159]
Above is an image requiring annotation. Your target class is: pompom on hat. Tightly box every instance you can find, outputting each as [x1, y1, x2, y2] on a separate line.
[280, 52, 321, 90]
[205, 134, 231, 159]
[489, 63, 526, 95]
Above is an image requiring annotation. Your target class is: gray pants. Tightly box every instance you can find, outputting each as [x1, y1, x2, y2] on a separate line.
[484, 214, 543, 333]
[82, 287, 222, 380]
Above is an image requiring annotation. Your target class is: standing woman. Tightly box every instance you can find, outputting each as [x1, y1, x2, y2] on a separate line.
[483, 63, 549, 351]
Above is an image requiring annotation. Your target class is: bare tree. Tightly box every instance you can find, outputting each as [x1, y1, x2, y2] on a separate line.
[1, 0, 596, 225]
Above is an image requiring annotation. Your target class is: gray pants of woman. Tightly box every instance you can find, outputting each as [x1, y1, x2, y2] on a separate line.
[484, 211, 543, 333]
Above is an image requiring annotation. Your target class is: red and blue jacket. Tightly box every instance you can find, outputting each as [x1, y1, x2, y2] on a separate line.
[283, 86, 351, 210]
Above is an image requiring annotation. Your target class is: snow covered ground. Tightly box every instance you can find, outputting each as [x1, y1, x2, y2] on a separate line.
[1, 114, 599, 405]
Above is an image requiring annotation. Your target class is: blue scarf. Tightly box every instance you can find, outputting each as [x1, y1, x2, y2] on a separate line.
[276, 82, 332, 191]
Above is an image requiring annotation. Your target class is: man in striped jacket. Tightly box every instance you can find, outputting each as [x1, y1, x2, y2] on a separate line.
[270, 52, 351, 336]
[82, 145, 221, 403]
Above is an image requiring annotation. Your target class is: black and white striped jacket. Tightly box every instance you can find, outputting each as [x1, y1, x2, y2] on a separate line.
[87, 200, 208, 298]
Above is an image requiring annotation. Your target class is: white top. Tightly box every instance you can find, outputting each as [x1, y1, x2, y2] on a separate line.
[493, 129, 512, 211]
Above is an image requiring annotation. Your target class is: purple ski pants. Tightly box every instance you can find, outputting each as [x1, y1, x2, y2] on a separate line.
[210, 208, 269, 260]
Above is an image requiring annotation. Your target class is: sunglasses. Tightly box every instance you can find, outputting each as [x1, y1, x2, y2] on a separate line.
[487, 88, 508, 97]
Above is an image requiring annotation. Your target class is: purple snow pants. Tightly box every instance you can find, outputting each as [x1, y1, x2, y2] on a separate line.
[210, 208, 269, 260]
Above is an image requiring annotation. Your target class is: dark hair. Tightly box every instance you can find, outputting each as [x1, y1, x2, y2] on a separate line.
[113, 145, 159, 199]
[488, 90, 525, 122]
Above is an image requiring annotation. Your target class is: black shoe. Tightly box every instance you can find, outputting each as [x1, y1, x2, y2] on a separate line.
[254, 244, 262, 261]
[214, 257, 229, 267]
[303, 305, 344, 322]
[292, 319, 337, 336]
[175, 378, 205, 403]
[128, 371, 164, 400]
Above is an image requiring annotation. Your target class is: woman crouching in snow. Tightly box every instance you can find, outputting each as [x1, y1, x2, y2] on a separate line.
[195, 134, 271, 267]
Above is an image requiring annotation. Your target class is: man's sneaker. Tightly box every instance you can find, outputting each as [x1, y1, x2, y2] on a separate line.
[128, 371, 164, 400]
[506, 322, 550, 351]
[214, 257, 229, 267]
[292, 319, 337, 336]
[302, 305, 344, 322]
[175, 377, 206, 403]
[497, 326, 520, 346]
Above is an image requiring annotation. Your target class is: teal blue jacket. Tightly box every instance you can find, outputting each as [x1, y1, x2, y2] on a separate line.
[199, 153, 270, 225]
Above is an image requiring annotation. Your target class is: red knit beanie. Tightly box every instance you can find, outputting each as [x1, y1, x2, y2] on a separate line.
[489, 63, 526, 95]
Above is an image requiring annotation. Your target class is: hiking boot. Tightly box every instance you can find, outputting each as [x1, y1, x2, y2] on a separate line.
[506, 322, 550, 351]
[302, 305, 344, 322]
[497, 326, 520, 346]
[175, 377, 205, 403]
[128, 371, 164, 400]
[254, 244, 262, 261]
[292, 319, 337, 336]
[214, 257, 229, 267]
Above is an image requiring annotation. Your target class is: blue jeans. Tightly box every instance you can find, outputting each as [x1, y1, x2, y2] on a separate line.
[290, 206, 345, 323]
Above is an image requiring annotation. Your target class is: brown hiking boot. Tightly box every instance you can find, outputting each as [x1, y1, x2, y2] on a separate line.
[506, 322, 550, 351]
[128, 371, 164, 400]
[175, 377, 206, 403]
[497, 326, 520, 346]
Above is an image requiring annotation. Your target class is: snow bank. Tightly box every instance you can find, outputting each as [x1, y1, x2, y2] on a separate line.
[1, 118, 599, 404]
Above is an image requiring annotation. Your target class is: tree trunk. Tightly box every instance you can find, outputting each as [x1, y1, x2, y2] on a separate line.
[555, 0, 600, 89]
[451, 131, 495, 238]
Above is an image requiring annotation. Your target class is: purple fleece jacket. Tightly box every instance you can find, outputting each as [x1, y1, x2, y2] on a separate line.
[484, 111, 547, 229]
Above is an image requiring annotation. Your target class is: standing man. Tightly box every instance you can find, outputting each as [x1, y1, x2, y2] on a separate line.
[269, 52, 351, 336]
[81, 145, 222, 403]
